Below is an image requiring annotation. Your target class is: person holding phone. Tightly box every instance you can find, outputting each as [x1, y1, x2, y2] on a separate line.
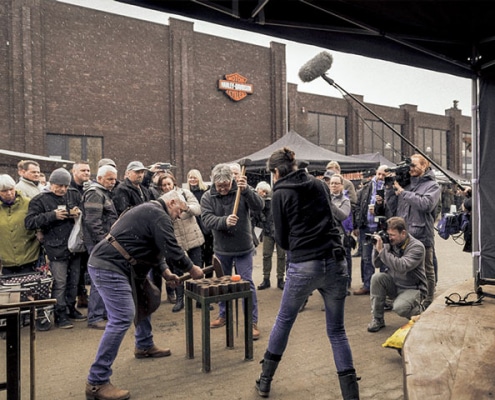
[352, 165, 389, 296]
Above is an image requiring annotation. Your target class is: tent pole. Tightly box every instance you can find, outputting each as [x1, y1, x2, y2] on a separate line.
[471, 75, 481, 289]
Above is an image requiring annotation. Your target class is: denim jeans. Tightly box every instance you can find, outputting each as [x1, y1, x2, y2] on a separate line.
[266, 257, 355, 373]
[215, 251, 258, 323]
[50, 254, 81, 308]
[87, 266, 155, 385]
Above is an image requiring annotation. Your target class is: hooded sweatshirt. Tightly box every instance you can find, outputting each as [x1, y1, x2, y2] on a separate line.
[271, 169, 343, 263]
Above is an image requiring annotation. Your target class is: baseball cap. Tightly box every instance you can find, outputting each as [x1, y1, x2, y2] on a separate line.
[323, 170, 335, 180]
[98, 158, 117, 168]
[126, 161, 148, 171]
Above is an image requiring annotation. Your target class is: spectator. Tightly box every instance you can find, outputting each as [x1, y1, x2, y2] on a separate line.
[326, 160, 357, 206]
[15, 160, 42, 198]
[0, 174, 40, 274]
[201, 163, 264, 340]
[81, 165, 119, 330]
[187, 169, 214, 269]
[25, 168, 86, 329]
[112, 161, 153, 215]
[158, 172, 205, 312]
[383, 154, 441, 309]
[352, 165, 388, 295]
[367, 216, 427, 332]
[85, 190, 203, 400]
[326, 173, 354, 292]
[70, 161, 92, 309]
[39, 173, 47, 188]
[255, 147, 358, 399]
[254, 181, 286, 291]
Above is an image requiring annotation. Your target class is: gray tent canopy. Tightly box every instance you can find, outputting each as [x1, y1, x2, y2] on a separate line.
[232, 130, 379, 174]
[350, 152, 396, 168]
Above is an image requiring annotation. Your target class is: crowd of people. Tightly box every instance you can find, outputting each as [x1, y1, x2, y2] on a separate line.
[0, 150, 471, 400]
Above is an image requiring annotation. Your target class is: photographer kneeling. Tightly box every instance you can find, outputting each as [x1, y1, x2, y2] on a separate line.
[367, 216, 427, 333]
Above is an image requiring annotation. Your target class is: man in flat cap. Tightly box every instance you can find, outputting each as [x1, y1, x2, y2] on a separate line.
[112, 161, 154, 215]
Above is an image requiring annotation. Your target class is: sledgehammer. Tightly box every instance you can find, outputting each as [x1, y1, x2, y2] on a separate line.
[179, 255, 224, 282]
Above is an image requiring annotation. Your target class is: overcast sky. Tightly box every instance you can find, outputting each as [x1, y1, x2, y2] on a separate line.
[59, 0, 472, 117]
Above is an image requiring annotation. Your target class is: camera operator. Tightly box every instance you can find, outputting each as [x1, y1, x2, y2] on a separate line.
[367, 216, 427, 332]
[382, 154, 440, 309]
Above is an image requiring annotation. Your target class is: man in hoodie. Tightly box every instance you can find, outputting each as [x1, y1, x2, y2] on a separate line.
[383, 153, 441, 309]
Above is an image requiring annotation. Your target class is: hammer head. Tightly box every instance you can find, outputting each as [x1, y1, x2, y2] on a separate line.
[237, 158, 252, 169]
[212, 255, 224, 278]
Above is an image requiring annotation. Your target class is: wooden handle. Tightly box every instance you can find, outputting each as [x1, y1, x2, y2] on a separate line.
[232, 165, 247, 216]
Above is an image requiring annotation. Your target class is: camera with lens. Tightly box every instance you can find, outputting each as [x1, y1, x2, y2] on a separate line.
[384, 158, 411, 188]
[365, 230, 390, 245]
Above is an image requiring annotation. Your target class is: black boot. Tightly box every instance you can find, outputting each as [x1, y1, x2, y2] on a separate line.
[257, 279, 271, 290]
[55, 306, 73, 329]
[172, 284, 184, 313]
[338, 369, 360, 400]
[255, 357, 280, 397]
[277, 278, 285, 290]
[67, 303, 87, 321]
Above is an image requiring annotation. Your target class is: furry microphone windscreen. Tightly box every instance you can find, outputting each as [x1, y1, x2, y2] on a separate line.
[298, 51, 334, 83]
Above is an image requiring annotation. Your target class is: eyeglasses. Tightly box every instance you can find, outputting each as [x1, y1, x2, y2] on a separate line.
[445, 291, 484, 306]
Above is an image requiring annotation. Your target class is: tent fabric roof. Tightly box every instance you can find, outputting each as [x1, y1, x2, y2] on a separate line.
[119, 0, 495, 79]
[351, 152, 396, 168]
[233, 130, 378, 172]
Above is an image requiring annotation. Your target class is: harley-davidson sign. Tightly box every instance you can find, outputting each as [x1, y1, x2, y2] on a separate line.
[218, 73, 253, 102]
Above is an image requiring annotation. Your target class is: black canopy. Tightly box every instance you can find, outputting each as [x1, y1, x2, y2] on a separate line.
[231, 130, 378, 173]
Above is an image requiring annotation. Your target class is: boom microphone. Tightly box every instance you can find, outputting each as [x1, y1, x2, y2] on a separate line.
[298, 51, 333, 83]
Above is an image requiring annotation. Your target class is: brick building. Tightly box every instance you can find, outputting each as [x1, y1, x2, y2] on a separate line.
[0, 0, 471, 182]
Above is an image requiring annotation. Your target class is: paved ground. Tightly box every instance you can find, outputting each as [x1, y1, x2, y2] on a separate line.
[0, 235, 473, 400]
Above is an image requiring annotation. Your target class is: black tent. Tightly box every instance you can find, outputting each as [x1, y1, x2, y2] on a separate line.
[350, 152, 396, 168]
[119, 0, 494, 287]
[231, 130, 378, 174]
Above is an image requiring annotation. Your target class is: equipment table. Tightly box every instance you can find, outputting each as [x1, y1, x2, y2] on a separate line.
[184, 277, 253, 372]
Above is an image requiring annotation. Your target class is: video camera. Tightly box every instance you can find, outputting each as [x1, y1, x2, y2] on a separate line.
[384, 158, 412, 188]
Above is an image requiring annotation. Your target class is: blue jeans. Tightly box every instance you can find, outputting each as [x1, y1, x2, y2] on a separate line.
[215, 251, 258, 323]
[50, 254, 81, 308]
[266, 257, 355, 373]
[87, 266, 155, 385]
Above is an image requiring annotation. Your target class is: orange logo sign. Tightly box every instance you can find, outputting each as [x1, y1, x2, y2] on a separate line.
[218, 73, 254, 102]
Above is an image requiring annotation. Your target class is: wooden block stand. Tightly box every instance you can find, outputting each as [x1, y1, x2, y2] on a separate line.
[184, 277, 253, 372]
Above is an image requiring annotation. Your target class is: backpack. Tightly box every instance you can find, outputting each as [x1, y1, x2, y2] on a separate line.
[436, 213, 461, 240]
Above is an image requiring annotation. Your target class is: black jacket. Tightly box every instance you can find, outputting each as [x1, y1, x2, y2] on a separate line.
[112, 178, 154, 216]
[271, 169, 343, 263]
[88, 200, 193, 279]
[25, 188, 81, 261]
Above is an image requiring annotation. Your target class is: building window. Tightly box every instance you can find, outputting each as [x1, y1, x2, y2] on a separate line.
[363, 120, 403, 164]
[307, 112, 347, 154]
[416, 127, 447, 168]
[46, 134, 103, 171]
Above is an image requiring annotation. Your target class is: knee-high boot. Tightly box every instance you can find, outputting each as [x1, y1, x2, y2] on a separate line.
[255, 357, 280, 397]
[338, 369, 360, 400]
[172, 284, 184, 313]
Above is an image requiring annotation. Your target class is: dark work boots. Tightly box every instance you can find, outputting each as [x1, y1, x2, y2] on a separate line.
[338, 369, 360, 400]
[255, 358, 280, 397]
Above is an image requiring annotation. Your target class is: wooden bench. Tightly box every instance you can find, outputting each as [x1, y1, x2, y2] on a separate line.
[403, 279, 495, 399]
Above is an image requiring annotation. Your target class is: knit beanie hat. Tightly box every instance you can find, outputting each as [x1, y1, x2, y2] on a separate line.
[0, 174, 16, 190]
[49, 168, 71, 185]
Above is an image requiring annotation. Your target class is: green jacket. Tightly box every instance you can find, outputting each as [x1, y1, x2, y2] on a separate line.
[0, 192, 40, 268]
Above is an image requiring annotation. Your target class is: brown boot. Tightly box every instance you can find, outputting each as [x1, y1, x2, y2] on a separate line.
[85, 381, 130, 400]
[134, 344, 171, 359]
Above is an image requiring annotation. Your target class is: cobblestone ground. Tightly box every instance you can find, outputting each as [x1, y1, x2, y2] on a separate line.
[0, 235, 472, 400]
